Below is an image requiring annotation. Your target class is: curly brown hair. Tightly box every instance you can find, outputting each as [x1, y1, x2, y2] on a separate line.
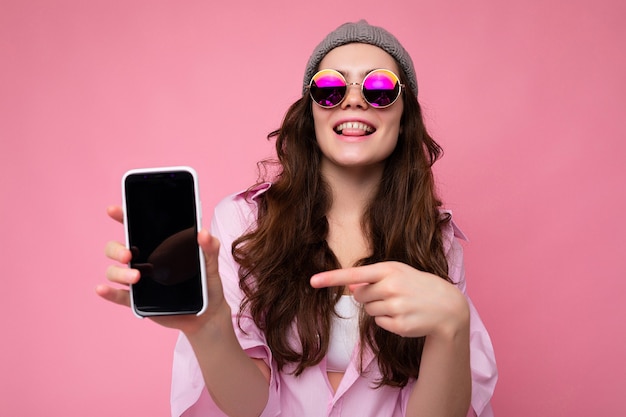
[232, 66, 451, 387]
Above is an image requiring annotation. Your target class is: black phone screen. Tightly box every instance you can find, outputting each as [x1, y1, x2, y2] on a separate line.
[124, 170, 203, 316]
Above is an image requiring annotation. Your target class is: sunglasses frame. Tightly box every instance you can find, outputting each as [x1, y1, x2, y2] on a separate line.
[307, 68, 404, 109]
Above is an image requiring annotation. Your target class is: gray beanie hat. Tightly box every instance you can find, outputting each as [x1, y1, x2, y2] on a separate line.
[303, 20, 418, 97]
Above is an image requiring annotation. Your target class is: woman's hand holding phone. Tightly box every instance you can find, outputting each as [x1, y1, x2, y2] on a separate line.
[97, 205, 230, 336]
[98, 205, 272, 415]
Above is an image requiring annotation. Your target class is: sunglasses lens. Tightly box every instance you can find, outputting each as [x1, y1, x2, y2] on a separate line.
[362, 69, 401, 108]
[309, 70, 346, 108]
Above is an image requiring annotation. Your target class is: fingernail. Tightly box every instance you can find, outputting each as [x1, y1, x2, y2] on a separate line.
[125, 269, 138, 283]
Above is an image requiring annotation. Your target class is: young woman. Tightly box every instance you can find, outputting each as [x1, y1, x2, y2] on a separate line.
[99, 20, 497, 417]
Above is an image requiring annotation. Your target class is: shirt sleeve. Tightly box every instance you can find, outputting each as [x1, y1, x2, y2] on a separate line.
[446, 221, 498, 417]
[170, 190, 281, 417]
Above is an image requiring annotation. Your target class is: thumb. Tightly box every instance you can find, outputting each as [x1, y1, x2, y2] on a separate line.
[198, 229, 221, 274]
[197, 229, 224, 297]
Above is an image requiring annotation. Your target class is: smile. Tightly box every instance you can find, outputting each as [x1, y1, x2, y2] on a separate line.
[334, 121, 375, 136]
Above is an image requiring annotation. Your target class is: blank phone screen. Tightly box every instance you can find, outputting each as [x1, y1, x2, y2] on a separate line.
[124, 170, 203, 315]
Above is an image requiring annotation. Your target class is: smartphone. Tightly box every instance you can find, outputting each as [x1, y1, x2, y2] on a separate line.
[122, 166, 207, 318]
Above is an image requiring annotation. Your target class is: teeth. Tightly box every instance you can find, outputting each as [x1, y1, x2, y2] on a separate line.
[335, 121, 374, 134]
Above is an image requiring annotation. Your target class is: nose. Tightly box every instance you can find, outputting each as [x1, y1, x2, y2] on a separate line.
[340, 82, 368, 109]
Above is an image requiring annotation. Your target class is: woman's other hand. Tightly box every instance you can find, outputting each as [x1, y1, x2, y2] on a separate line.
[310, 261, 469, 339]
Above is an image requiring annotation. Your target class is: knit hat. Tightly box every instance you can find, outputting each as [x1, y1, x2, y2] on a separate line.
[302, 20, 418, 97]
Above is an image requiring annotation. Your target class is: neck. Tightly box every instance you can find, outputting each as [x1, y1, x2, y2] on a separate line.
[321, 161, 384, 220]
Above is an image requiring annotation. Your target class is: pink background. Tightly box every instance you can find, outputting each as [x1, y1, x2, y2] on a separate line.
[1, 0, 625, 415]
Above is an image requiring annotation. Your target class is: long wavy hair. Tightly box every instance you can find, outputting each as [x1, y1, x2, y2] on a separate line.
[232, 65, 451, 387]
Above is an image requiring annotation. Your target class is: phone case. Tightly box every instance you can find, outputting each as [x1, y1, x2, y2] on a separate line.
[121, 166, 207, 318]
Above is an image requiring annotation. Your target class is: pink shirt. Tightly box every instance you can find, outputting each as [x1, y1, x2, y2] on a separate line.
[171, 184, 498, 417]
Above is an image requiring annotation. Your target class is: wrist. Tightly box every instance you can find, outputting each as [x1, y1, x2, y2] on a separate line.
[431, 290, 470, 341]
[184, 302, 234, 342]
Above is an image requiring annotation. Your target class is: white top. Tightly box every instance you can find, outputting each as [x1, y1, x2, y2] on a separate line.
[326, 295, 360, 372]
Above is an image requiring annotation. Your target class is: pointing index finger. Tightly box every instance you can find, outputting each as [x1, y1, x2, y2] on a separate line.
[310, 264, 383, 288]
